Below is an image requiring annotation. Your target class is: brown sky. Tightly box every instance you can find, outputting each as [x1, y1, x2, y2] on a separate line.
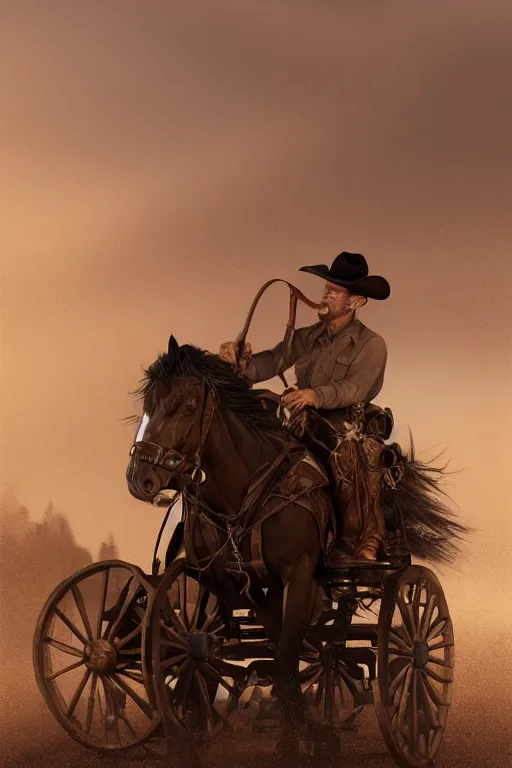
[1, 0, 511, 633]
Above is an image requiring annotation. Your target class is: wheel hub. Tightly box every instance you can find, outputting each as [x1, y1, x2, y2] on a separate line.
[189, 630, 209, 659]
[84, 639, 118, 674]
[412, 641, 429, 669]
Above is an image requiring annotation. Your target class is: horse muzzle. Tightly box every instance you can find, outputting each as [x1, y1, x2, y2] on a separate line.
[126, 440, 206, 504]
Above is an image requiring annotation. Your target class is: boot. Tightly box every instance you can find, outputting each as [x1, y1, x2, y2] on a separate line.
[328, 436, 385, 567]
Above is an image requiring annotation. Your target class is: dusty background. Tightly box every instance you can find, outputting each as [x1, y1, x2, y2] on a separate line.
[1, 1, 511, 765]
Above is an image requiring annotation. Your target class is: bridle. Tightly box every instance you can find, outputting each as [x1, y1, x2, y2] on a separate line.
[234, 279, 321, 387]
[128, 381, 217, 503]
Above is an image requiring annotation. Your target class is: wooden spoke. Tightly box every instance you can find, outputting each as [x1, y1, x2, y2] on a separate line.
[418, 673, 440, 730]
[389, 627, 412, 652]
[102, 677, 122, 745]
[426, 616, 448, 642]
[161, 625, 188, 650]
[389, 662, 411, 700]
[46, 658, 85, 681]
[429, 638, 454, 651]
[424, 666, 453, 684]
[429, 723, 445, 758]
[110, 673, 154, 720]
[97, 678, 107, 743]
[199, 661, 238, 696]
[162, 596, 189, 635]
[44, 636, 84, 658]
[117, 668, 145, 685]
[66, 668, 92, 718]
[178, 574, 189, 631]
[114, 622, 142, 649]
[70, 583, 94, 641]
[300, 664, 323, 692]
[418, 594, 437, 641]
[427, 654, 453, 669]
[53, 607, 89, 646]
[190, 585, 208, 630]
[96, 569, 109, 638]
[420, 670, 448, 709]
[117, 647, 142, 656]
[105, 578, 142, 642]
[194, 673, 219, 732]
[408, 669, 419, 753]
[324, 667, 334, 724]
[173, 663, 195, 709]
[389, 648, 413, 659]
[395, 594, 415, 646]
[84, 673, 98, 735]
[160, 653, 188, 672]
[395, 667, 413, 730]
[336, 676, 347, 710]
[410, 582, 424, 633]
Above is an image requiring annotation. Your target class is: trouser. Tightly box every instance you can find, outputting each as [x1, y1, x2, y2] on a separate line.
[329, 432, 385, 553]
[293, 407, 386, 555]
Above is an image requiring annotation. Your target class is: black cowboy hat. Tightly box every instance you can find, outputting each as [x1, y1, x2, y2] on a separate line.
[299, 252, 390, 300]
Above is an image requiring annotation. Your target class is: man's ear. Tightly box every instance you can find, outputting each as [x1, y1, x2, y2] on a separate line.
[350, 295, 367, 310]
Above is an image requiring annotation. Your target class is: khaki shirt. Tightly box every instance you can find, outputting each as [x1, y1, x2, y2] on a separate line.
[244, 318, 387, 410]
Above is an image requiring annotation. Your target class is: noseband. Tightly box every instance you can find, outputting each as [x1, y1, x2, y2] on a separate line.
[129, 383, 216, 495]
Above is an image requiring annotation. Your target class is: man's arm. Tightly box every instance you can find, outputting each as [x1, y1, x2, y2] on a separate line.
[244, 326, 312, 383]
[312, 336, 387, 409]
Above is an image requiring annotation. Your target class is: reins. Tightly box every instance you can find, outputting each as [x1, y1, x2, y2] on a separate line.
[234, 279, 321, 386]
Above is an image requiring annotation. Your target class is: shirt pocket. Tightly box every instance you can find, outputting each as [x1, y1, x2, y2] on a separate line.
[332, 351, 353, 381]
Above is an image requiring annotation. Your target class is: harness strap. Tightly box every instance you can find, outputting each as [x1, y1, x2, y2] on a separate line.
[234, 279, 320, 386]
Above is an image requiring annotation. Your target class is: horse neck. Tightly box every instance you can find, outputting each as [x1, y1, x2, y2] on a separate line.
[200, 406, 283, 517]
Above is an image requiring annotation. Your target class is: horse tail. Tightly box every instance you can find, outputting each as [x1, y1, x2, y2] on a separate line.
[382, 431, 472, 565]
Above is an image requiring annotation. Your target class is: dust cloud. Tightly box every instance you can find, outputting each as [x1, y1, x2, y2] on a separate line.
[0, 496, 509, 767]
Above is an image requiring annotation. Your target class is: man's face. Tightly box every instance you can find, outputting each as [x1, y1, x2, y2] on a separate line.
[318, 282, 356, 322]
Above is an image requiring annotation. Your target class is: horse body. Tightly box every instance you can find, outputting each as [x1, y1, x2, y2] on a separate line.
[126, 339, 334, 748]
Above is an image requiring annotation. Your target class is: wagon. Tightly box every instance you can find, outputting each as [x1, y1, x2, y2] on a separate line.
[33, 504, 454, 768]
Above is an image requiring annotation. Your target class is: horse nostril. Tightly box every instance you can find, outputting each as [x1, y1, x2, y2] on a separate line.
[142, 478, 154, 494]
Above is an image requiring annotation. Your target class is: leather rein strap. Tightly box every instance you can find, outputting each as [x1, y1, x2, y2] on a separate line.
[234, 279, 321, 386]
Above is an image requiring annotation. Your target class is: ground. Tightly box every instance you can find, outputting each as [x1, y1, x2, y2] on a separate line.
[3, 692, 508, 768]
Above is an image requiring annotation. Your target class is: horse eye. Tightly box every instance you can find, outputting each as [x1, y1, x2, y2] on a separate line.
[183, 398, 197, 412]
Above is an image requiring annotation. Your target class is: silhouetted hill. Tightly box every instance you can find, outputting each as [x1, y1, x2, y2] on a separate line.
[0, 494, 120, 721]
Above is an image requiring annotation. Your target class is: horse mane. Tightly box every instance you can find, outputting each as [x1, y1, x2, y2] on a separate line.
[135, 344, 284, 434]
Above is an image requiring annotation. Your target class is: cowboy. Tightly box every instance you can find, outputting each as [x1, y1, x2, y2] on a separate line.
[219, 252, 391, 563]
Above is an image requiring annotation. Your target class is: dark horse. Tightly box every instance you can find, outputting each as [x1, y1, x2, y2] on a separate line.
[126, 336, 469, 752]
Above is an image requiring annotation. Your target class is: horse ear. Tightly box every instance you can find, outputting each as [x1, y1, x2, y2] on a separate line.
[168, 335, 180, 355]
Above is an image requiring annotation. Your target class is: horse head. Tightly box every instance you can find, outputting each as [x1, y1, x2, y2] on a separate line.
[126, 338, 213, 504]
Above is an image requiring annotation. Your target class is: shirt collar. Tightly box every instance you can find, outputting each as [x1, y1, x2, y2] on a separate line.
[315, 317, 361, 344]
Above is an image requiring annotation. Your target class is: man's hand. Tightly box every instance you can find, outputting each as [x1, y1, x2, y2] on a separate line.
[219, 340, 253, 371]
[282, 387, 319, 413]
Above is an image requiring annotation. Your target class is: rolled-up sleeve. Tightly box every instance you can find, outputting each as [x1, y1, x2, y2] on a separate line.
[244, 326, 311, 384]
[312, 336, 387, 409]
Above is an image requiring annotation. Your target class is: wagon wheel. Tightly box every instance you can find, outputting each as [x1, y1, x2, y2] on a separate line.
[147, 559, 239, 743]
[300, 636, 360, 731]
[33, 560, 161, 752]
[374, 565, 454, 768]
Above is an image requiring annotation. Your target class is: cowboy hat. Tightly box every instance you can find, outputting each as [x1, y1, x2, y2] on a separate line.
[299, 251, 390, 300]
